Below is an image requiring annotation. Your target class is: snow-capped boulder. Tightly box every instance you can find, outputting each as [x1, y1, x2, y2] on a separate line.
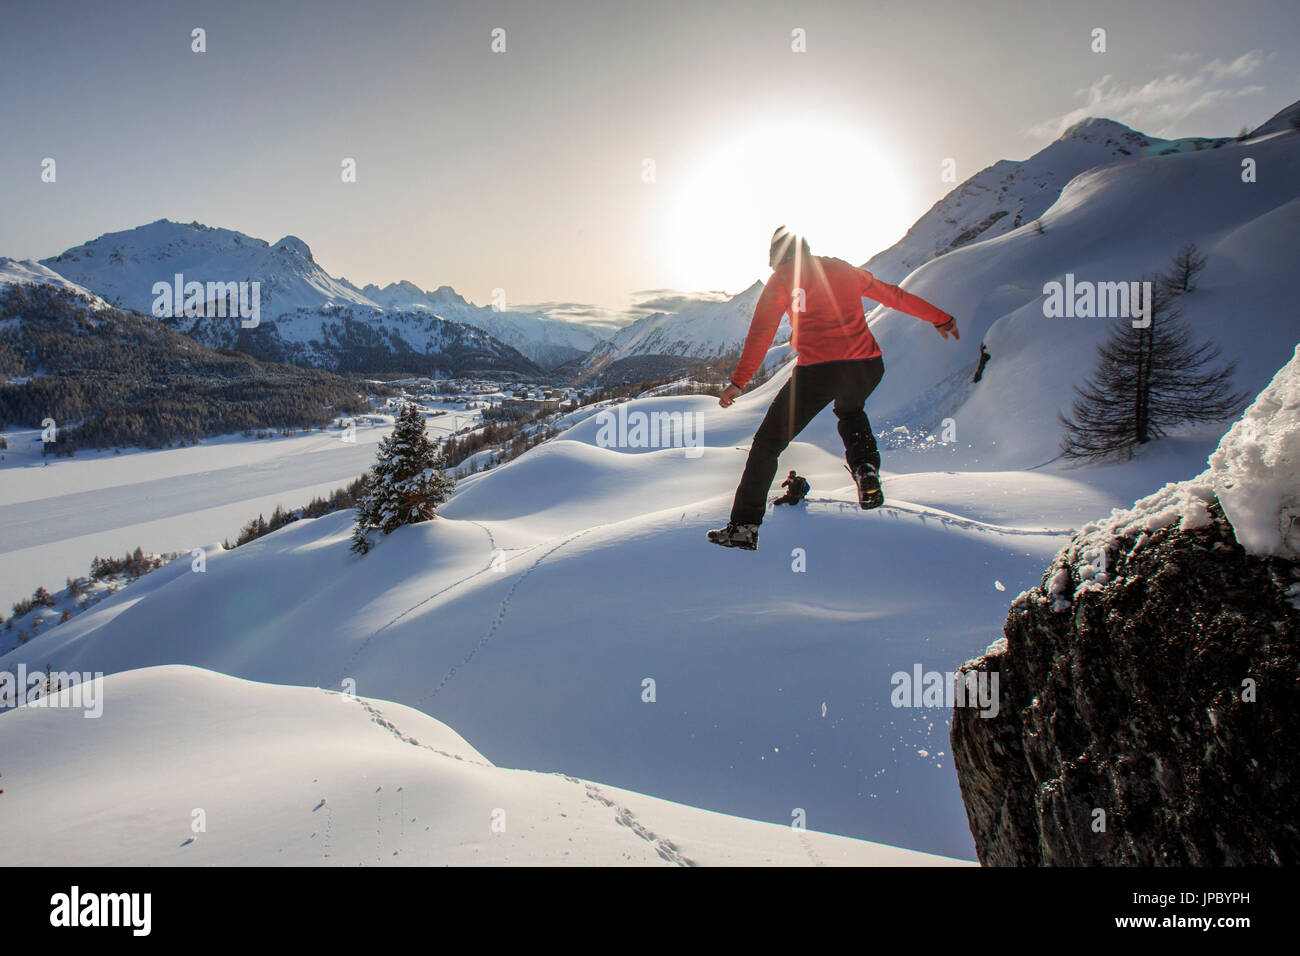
[950, 348, 1300, 865]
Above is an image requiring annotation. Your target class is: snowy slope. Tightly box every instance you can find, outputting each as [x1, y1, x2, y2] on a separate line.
[863, 119, 1179, 284]
[1, 360, 1113, 859]
[37, 220, 598, 369]
[1248, 100, 1300, 138]
[861, 124, 1300, 468]
[0, 665, 964, 866]
[5, 325, 1287, 860]
[0, 257, 110, 308]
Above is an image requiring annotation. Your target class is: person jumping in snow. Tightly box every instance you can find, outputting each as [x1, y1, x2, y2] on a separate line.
[708, 227, 959, 551]
[772, 469, 811, 507]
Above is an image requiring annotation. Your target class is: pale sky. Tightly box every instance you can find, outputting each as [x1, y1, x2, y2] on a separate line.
[2, 0, 1297, 326]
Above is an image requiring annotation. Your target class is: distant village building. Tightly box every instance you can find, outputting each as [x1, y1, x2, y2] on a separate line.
[498, 398, 561, 417]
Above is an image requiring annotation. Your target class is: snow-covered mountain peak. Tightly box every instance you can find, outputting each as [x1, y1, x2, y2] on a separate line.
[360, 280, 472, 311]
[1056, 116, 1150, 147]
[862, 117, 1162, 283]
[271, 235, 314, 262]
[41, 220, 375, 317]
[430, 284, 468, 304]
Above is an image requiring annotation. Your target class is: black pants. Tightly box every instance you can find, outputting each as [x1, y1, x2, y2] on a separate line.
[730, 357, 884, 526]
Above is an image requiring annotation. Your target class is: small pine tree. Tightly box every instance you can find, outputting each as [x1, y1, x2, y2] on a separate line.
[1161, 243, 1209, 294]
[268, 503, 299, 532]
[1061, 246, 1246, 461]
[127, 546, 147, 578]
[351, 403, 455, 555]
[235, 514, 269, 547]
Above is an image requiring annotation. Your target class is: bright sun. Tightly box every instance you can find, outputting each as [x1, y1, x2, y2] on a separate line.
[663, 117, 916, 293]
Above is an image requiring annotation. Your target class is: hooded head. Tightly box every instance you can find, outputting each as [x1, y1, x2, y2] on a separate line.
[769, 226, 811, 269]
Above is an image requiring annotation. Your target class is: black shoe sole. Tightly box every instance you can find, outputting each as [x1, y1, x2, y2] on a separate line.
[707, 533, 758, 551]
[847, 463, 883, 510]
[859, 490, 884, 510]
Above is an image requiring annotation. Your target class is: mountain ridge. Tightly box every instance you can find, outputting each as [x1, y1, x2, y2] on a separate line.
[39, 219, 599, 370]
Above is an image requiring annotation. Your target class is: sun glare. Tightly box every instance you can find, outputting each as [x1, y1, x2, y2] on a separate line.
[663, 117, 916, 293]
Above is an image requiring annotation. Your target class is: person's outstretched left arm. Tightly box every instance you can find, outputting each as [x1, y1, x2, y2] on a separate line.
[859, 268, 959, 340]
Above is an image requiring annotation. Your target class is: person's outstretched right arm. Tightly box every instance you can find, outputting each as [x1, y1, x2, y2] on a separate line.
[721, 273, 791, 407]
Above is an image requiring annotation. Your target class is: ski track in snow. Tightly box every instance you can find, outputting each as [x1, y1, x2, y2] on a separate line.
[350, 694, 491, 766]
[562, 776, 696, 867]
[345, 691, 695, 866]
[415, 526, 595, 707]
[797, 830, 826, 867]
[800, 496, 1076, 537]
[334, 519, 508, 690]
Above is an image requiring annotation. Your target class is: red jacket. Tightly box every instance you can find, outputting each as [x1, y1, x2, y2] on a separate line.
[730, 255, 953, 389]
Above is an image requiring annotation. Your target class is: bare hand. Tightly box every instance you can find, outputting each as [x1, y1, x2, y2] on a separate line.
[718, 384, 742, 408]
[936, 317, 960, 341]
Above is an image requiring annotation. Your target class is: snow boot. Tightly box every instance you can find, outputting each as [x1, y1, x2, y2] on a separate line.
[850, 463, 884, 510]
[706, 522, 759, 551]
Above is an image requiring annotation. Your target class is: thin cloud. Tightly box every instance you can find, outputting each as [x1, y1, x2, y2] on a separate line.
[1030, 50, 1272, 138]
[1201, 49, 1271, 80]
[518, 288, 741, 331]
[628, 289, 734, 313]
[517, 300, 627, 331]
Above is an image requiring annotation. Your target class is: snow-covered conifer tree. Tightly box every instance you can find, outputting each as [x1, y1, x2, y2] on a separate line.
[351, 403, 455, 554]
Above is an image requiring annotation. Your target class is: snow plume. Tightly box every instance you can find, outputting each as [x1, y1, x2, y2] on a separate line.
[1208, 344, 1300, 559]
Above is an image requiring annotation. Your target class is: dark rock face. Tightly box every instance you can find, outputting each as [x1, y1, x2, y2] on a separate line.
[951, 500, 1299, 865]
